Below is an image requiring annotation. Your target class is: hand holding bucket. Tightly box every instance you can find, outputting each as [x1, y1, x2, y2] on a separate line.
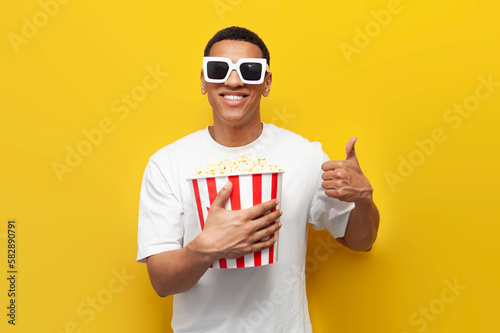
[188, 171, 284, 268]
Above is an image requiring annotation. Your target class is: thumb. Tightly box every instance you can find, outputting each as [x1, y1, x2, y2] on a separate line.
[211, 181, 232, 208]
[345, 136, 358, 161]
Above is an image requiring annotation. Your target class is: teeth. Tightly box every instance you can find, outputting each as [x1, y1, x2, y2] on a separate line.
[223, 95, 244, 100]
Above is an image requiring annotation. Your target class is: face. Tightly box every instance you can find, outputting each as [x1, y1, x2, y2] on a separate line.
[201, 40, 272, 128]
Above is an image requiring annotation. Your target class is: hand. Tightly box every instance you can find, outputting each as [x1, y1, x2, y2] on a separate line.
[321, 137, 373, 203]
[193, 181, 282, 261]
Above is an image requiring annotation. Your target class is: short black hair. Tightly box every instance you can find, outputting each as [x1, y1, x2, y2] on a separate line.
[204, 26, 270, 66]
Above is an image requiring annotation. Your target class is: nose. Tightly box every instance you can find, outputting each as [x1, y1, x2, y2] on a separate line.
[224, 69, 244, 87]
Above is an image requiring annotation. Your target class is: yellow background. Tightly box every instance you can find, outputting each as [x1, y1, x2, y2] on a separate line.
[1, 0, 499, 332]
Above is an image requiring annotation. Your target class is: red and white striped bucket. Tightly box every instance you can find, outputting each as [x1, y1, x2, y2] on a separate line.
[187, 171, 284, 268]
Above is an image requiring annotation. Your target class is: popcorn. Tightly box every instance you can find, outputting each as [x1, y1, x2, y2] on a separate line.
[192, 155, 282, 176]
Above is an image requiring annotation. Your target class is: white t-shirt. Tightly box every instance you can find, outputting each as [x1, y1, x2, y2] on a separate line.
[137, 123, 355, 332]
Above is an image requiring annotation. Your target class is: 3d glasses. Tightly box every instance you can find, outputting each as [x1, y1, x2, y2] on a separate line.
[203, 57, 269, 84]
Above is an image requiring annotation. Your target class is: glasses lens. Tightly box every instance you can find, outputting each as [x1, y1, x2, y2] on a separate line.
[207, 61, 229, 80]
[240, 62, 263, 81]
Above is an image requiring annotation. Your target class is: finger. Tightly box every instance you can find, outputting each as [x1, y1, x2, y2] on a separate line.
[253, 209, 282, 231]
[321, 180, 338, 190]
[325, 189, 344, 199]
[250, 234, 278, 253]
[321, 180, 334, 190]
[334, 169, 349, 179]
[321, 169, 349, 181]
[321, 160, 345, 171]
[321, 171, 333, 181]
[345, 136, 358, 161]
[322, 178, 348, 189]
[210, 181, 232, 208]
[251, 220, 282, 244]
[245, 199, 279, 219]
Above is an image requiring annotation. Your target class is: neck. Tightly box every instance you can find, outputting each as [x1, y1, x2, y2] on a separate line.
[209, 119, 263, 147]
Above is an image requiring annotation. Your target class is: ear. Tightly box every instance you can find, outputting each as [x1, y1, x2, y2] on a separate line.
[200, 69, 207, 95]
[262, 72, 272, 97]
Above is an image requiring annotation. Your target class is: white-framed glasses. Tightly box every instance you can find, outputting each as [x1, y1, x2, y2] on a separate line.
[203, 56, 269, 84]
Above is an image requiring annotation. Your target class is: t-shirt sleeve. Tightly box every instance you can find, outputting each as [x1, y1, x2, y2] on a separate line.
[136, 157, 184, 263]
[308, 151, 355, 238]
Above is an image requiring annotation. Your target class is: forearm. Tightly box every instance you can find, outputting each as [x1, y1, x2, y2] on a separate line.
[146, 239, 215, 297]
[340, 197, 380, 251]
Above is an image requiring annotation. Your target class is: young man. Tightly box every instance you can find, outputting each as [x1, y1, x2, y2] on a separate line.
[137, 26, 379, 332]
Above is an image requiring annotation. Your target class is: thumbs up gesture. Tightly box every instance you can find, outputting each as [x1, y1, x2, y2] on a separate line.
[321, 137, 373, 203]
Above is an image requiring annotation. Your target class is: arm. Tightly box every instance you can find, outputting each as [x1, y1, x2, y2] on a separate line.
[336, 195, 379, 252]
[146, 245, 213, 297]
[322, 137, 380, 251]
[146, 181, 282, 297]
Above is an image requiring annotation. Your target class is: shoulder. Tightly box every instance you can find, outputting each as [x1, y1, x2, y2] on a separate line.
[142, 129, 207, 186]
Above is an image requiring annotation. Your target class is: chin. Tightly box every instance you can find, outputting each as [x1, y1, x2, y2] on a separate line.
[218, 108, 251, 123]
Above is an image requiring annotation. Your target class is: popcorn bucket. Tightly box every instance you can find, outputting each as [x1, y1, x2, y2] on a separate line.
[187, 171, 284, 268]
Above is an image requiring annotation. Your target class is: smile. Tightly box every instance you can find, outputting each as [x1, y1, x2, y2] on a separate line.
[222, 95, 246, 100]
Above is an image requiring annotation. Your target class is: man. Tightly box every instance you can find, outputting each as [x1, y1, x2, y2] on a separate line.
[137, 26, 379, 332]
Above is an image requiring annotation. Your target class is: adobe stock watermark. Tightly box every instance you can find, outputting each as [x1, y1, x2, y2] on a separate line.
[8, 0, 73, 54]
[51, 65, 168, 182]
[236, 234, 341, 332]
[269, 106, 296, 129]
[385, 74, 498, 191]
[400, 277, 467, 333]
[340, 0, 408, 64]
[55, 267, 134, 333]
[212, 0, 244, 21]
